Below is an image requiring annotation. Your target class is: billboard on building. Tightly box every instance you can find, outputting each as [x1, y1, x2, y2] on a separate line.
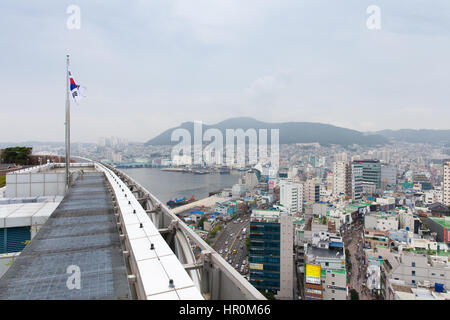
[249, 263, 264, 270]
[305, 264, 321, 284]
[268, 180, 275, 189]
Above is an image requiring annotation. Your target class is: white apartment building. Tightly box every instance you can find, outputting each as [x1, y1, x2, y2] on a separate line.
[382, 251, 450, 299]
[279, 181, 303, 214]
[424, 187, 443, 205]
[333, 161, 346, 196]
[444, 161, 450, 206]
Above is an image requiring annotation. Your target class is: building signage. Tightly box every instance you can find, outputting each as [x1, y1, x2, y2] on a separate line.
[305, 264, 321, 284]
[326, 285, 346, 291]
[249, 263, 264, 270]
[305, 288, 322, 295]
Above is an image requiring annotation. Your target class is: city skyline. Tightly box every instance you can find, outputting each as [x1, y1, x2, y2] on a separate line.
[1, 1, 450, 143]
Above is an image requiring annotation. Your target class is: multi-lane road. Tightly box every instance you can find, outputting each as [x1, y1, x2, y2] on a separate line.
[212, 213, 251, 277]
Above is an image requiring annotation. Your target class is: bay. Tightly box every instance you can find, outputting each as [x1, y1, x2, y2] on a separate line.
[121, 168, 239, 203]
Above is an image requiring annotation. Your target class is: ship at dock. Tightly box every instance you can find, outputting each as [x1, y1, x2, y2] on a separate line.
[166, 196, 196, 208]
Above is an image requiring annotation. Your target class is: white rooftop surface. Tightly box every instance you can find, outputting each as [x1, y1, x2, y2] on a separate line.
[171, 195, 229, 214]
[95, 163, 204, 300]
[0, 200, 61, 228]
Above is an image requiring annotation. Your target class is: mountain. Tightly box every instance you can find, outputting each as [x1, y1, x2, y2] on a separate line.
[376, 129, 450, 144]
[145, 117, 388, 146]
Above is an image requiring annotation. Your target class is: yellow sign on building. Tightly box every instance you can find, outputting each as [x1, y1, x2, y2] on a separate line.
[249, 263, 264, 270]
[305, 264, 321, 284]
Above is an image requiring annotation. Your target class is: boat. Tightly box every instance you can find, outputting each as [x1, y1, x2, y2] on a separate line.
[166, 196, 196, 208]
[192, 170, 209, 175]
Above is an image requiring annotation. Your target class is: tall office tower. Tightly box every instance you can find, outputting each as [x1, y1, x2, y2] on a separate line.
[249, 210, 293, 299]
[353, 159, 381, 189]
[333, 161, 347, 195]
[444, 160, 450, 206]
[346, 163, 363, 201]
[279, 181, 303, 214]
[304, 179, 320, 203]
[381, 165, 397, 189]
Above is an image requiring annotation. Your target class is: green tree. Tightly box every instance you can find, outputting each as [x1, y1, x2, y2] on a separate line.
[260, 290, 276, 300]
[246, 237, 250, 250]
[350, 289, 359, 300]
[1, 147, 32, 165]
[198, 216, 207, 230]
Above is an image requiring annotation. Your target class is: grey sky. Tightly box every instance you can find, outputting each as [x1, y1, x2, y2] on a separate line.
[1, 0, 449, 143]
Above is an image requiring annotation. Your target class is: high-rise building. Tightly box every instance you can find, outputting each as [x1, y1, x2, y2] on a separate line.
[353, 160, 381, 189]
[249, 209, 293, 299]
[381, 165, 397, 188]
[279, 181, 303, 214]
[304, 179, 320, 203]
[333, 161, 347, 195]
[346, 162, 363, 201]
[442, 160, 450, 206]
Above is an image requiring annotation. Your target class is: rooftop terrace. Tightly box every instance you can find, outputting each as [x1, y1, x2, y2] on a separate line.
[0, 172, 131, 299]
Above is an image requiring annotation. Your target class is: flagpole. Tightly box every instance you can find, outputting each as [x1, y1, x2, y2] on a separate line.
[65, 54, 70, 192]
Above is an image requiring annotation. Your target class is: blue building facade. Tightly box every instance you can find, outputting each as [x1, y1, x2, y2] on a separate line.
[249, 220, 281, 293]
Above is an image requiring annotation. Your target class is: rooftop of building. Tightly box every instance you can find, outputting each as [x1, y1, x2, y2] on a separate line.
[391, 284, 450, 300]
[0, 172, 132, 299]
[429, 217, 450, 228]
[307, 244, 345, 260]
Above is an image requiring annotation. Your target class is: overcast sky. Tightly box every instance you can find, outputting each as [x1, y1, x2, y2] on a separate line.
[1, 0, 449, 143]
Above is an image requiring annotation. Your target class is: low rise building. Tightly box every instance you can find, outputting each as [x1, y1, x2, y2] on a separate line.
[304, 232, 347, 300]
[364, 211, 399, 232]
[381, 250, 450, 299]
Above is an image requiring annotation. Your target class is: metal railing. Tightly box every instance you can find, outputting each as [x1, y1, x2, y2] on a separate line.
[102, 162, 265, 300]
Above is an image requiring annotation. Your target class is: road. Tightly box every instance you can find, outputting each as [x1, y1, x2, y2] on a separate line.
[212, 213, 251, 276]
[344, 222, 372, 300]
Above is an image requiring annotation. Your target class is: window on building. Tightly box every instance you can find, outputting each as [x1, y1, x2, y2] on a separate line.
[332, 282, 335, 285]
[412, 280, 416, 285]
[411, 271, 415, 276]
[332, 273, 335, 277]
[412, 262, 416, 267]
[332, 290, 335, 293]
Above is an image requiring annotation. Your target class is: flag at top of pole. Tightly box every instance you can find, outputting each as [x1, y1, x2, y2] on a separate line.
[68, 69, 86, 104]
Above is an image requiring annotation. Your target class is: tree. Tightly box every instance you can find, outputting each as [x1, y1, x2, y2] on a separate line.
[245, 237, 250, 250]
[198, 216, 207, 230]
[1, 147, 32, 165]
[260, 290, 276, 300]
[350, 289, 359, 300]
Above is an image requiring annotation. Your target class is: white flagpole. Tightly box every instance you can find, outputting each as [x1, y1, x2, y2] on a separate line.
[65, 54, 71, 192]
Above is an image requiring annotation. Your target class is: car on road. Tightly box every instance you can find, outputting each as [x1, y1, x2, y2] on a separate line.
[219, 249, 223, 254]
[235, 264, 239, 269]
[225, 241, 228, 245]
[224, 248, 228, 253]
